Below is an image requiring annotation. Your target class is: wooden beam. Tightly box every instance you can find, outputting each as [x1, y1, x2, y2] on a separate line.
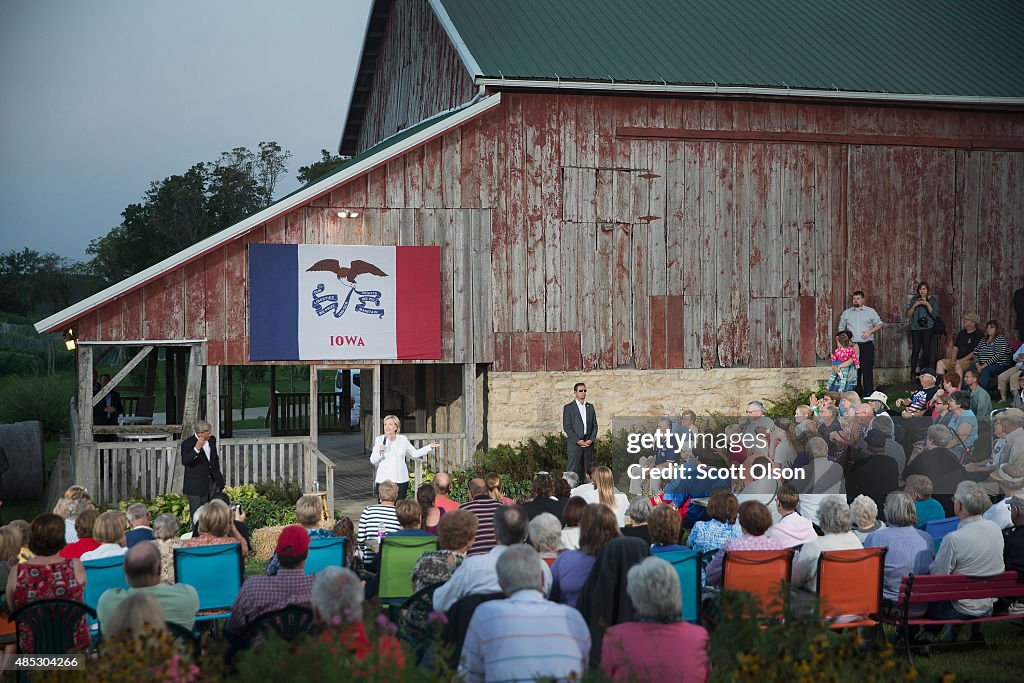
[174, 345, 203, 493]
[93, 425, 183, 435]
[206, 365, 220, 439]
[309, 365, 319, 449]
[92, 346, 153, 406]
[77, 346, 94, 446]
[415, 365, 427, 433]
[616, 127, 1024, 152]
[372, 364, 381, 494]
[462, 363, 477, 470]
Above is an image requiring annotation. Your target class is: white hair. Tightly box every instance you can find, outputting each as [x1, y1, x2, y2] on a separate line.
[850, 495, 878, 529]
[817, 496, 853, 534]
[953, 481, 991, 516]
[626, 557, 681, 619]
[311, 566, 364, 625]
[528, 513, 562, 553]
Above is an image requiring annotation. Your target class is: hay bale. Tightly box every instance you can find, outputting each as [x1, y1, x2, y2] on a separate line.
[0, 421, 45, 500]
[250, 519, 338, 560]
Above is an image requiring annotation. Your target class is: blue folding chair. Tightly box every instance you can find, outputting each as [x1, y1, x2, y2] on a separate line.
[655, 549, 703, 624]
[174, 543, 242, 622]
[304, 537, 346, 575]
[82, 555, 128, 632]
[923, 516, 959, 553]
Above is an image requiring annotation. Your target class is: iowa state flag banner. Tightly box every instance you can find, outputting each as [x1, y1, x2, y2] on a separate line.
[248, 244, 441, 361]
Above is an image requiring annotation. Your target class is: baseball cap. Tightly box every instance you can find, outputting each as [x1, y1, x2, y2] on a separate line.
[275, 524, 311, 560]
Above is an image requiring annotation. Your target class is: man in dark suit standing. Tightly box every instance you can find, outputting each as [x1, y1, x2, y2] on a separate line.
[563, 383, 597, 478]
[181, 419, 225, 525]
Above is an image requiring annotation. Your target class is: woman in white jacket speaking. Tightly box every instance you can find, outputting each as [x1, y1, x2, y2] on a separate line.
[370, 414, 440, 500]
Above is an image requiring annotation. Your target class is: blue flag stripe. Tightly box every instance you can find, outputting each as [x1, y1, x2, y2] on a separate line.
[249, 244, 299, 361]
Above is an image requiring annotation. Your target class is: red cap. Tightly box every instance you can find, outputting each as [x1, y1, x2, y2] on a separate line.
[275, 525, 310, 560]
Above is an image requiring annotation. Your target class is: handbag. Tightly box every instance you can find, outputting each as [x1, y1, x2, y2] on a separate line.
[949, 423, 974, 466]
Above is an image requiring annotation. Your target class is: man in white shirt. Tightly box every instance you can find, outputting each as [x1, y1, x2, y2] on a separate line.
[563, 383, 597, 478]
[838, 290, 883, 394]
[180, 419, 224, 527]
[982, 464, 1023, 529]
[433, 505, 552, 612]
[459, 545, 589, 683]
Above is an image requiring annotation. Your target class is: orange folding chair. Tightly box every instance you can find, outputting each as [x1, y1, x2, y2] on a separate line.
[815, 547, 887, 630]
[722, 549, 795, 618]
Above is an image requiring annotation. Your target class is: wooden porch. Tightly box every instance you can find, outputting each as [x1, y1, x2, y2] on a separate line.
[69, 342, 480, 515]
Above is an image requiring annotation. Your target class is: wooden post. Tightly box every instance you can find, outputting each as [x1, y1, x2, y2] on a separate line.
[173, 345, 203, 493]
[462, 363, 477, 470]
[206, 365, 220, 439]
[76, 345, 96, 494]
[309, 365, 319, 449]
[164, 348, 176, 424]
[371, 364, 381, 494]
[415, 365, 427, 433]
[174, 348, 187, 425]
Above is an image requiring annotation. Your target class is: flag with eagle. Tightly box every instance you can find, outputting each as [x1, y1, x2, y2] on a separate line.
[248, 244, 441, 361]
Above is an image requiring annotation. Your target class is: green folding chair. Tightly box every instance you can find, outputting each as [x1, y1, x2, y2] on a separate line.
[378, 535, 437, 603]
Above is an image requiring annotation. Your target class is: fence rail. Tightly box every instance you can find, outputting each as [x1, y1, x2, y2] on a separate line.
[271, 392, 356, 436]
[407, 433, 468, 490]
[82, 436, 334, 512]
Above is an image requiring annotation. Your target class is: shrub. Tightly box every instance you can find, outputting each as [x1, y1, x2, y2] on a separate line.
[764, 382, 818, 418]
[118, 493, 191, 535]
[225, 483, 296, 530]
[0, 374, 73, 439]
[253, 479, 304, 505]
[708, 590, 916, 682]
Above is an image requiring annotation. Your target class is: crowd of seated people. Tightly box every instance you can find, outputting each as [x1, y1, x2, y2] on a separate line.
[7, 369, 1024, 679]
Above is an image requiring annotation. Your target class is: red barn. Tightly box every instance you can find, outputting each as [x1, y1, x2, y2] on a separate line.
[38, 0, 1024, 502]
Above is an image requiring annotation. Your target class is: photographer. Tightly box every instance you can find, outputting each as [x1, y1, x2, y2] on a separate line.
[906, 282, 939, 381]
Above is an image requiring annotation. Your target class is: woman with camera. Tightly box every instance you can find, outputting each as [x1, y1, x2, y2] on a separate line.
[906, 282, 939, 380]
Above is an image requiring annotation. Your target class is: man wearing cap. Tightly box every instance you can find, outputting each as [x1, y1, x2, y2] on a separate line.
[999, 408, 1024, 471]
[864, 391, 891, 417]
[936, 314, 983, 377]
[225, 525, 316, 639]
[838, 291, 883, 395]
[982, 464, 1024, 529]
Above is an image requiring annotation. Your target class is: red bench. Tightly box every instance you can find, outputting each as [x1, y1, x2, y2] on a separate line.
[883, 571, 1024, 664]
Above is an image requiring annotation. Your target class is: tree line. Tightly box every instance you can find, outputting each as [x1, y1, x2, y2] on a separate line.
[1, 145, 347, 321]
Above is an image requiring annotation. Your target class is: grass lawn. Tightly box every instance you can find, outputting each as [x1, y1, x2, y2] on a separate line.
[909, 621, 1022, 682]
[244, 556, 269, 577]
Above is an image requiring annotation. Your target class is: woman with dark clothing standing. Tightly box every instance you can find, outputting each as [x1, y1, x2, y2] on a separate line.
[906, 282, 938, 379]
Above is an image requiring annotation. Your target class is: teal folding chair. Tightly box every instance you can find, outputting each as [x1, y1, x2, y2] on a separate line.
[378, 536, 437, 602]
[82, 555, 128, 633]
[174, 543, 242, 622]
[923, 517, 959, 553]
[655, 549, 703, 624]
[304, 536, 346, 575]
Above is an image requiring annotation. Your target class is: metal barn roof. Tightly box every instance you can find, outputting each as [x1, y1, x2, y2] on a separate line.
[433, 0, 1024, 100]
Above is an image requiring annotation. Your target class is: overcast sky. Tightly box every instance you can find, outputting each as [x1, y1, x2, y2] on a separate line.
[0, 0, 373, 261]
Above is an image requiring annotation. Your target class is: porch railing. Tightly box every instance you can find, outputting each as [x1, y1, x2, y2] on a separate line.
[408, 433, 468, 490]
[83, 436, 335, 516]
[271, 392, 357, 436]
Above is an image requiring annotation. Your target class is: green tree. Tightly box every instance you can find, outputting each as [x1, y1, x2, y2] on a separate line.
[296, 149, 348, 185]
[86, 142, 292, 284]
[0, 248, 90, 317]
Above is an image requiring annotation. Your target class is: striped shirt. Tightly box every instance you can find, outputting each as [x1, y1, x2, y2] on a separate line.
[460, 497, 504, 556]
[974, 335, 1013, 367]
[459, 590, 590, 683]
[864, 526, 935, 603]
[356, 504, 401, 566]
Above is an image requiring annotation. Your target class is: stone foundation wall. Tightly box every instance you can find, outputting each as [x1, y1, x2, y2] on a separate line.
[485, 367, 833, 446]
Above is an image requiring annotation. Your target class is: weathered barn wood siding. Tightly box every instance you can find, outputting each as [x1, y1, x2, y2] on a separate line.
[79, 93, 1024, 373]
[355, 0, 476, 153]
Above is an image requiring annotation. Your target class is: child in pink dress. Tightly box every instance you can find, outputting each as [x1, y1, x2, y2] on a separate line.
[829, 330, 860, 392]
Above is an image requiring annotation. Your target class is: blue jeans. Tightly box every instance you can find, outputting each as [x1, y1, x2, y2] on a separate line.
[978, 363, 1013, 393]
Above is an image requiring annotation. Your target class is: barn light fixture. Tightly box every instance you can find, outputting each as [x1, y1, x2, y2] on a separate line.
[336, 210, 360, 219]
[63, 327, 77, 351]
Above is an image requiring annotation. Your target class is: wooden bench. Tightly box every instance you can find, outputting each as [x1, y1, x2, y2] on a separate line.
[883, 571, 1024, 663]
